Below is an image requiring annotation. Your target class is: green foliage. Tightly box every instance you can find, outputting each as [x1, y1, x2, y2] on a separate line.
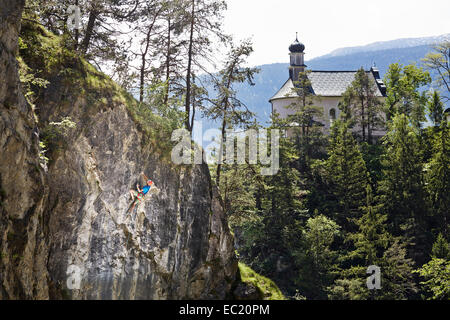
[205, 39, 259, 185]
[328, 278, 369, 300]
[426, 120, 450, 237]
[426, 91, 445, 127]
[238, 262, 286, 300]
[346, 185, 390, 266]
[414, 258, 450, 300]
[303, 215, 340, 261]
[205, 38, 260, 126]
[294, 215, 340, 299]
[383, 63, 431, 127]
[360, 142, 384, 187]
[422, 41, 450, 101]
[144, 80, 184, 131]
[126, 94, 182, 162]
[378, 114, 427, 240]
[18, 54, 50, 111]
[286, 70, 327, 171]
[41, 117, 77, 154]
[216, 164, 258, 228]
[39, 141, 49, 167]
[379, 239, 418, 300]
[340, 67, 384, 144]
[19, 17, 79, 79]
[329, 186, 417, 300]
[431, 233, 450, 259]
[324, 119, 368, 230]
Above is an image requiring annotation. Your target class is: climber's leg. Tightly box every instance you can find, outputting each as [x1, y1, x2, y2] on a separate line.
[130, 200, 137, 212]
[129, 189, 137, 201]
[127, 199, 137, 214]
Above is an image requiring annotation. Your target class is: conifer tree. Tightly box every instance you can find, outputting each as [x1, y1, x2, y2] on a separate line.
[286, 70, 326, 172]
[426, 119, 450, 237]
[181, 0, 229, 133]
[347, 185, 390, 265]
[378, 114, 428, 263]
[426, 90, 445, 127]
[431, 233, 450, 259]
[324, 118, 368, 231]
[329, 185, 390, 300]
[340, 68, 383, 144]
[379, 239, 418, 300]
[203, 39, 259, 185]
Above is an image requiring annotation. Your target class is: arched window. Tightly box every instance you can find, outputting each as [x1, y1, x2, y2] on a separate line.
[329, 108, 336, 123]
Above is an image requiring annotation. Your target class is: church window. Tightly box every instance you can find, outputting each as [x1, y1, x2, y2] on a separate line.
[329, 108, 336, 126]
[330, 108, 336, 120]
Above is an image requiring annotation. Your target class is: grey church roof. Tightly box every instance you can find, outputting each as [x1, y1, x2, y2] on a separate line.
[269, 70, 386, 102]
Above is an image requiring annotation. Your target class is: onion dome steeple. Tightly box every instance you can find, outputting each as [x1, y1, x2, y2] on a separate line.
[289, 33, 305, 53]
[289, 33, 307, 82]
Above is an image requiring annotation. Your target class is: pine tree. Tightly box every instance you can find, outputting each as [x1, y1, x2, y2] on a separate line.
[426, 90, 445, 127]
[324, 118, 368, 231]
[426, 119, 450, 237]
[431, 233, 450, 259]
[330, 185, 390, 300]
[286, 71, 326, 172]
[181, 0, 229, 133]
[340, 68, 383, 144]
[379, 239, 418, 300]
[414, 233, 450, 300]
[347, 185, 390, 266]
[203, 39, 259, 186]
[378, 113, 428, 264]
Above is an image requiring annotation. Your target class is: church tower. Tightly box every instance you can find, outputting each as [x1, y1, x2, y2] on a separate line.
[288, 33, 306, 83]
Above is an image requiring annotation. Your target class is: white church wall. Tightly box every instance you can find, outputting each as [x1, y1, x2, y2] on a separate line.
[272, 96, 387, 138]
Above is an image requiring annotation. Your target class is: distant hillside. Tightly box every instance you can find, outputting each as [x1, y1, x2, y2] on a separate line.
[322, 33, 449, 58]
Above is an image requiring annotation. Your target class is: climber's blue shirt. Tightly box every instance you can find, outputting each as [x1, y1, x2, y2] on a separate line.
[142, 185, 151, 195]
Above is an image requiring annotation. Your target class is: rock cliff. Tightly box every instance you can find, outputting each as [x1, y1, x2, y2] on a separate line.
[0, 0, 237, 300]
[0, 0, 50, 299]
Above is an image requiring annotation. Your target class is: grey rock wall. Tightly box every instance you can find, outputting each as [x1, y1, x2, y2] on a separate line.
[0, 0, 50, 299]
[0, 0, 237, 300]
[43, 102, 236, 299]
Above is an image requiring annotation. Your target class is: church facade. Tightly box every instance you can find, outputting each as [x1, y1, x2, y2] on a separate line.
[270, 36, 388, 136]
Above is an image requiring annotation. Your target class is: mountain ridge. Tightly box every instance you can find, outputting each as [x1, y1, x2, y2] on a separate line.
[316, 33, 449, 59]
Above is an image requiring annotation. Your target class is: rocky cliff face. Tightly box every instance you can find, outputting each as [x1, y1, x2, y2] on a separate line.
[0, 1, 237, 300]
[41, 100, 236, 300]
[0, 0, 50, 299]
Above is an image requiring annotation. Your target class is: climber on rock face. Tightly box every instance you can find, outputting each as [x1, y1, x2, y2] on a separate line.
[127, 172, 154, 214]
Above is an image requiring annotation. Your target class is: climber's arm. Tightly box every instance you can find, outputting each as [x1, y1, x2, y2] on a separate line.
[136, 184, 142, 193]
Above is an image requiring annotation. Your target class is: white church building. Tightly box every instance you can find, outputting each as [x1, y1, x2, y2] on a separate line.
[270, 36, 387, 135]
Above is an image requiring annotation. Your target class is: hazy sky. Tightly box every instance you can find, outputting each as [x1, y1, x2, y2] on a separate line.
[223, 0, 450, 66]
